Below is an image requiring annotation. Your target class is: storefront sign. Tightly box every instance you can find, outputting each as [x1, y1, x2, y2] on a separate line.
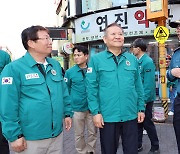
[75, 4, 179, 43]
[62, 42, 74, 54]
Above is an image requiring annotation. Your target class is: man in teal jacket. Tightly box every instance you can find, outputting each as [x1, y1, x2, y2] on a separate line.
[0, 49, 11, 74]
[64, 45, 97, 154]
[0, 49, 11, 154]
[0, 25, 73, 154]
[86, 23, 145, 154]
[132, 38, 159, 154]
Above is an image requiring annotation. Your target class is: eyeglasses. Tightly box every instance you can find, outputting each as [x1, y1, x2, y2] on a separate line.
[36, 37, 53, 42]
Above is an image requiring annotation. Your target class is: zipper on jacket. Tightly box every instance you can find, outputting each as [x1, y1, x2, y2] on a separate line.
[37, 64, 53, 130]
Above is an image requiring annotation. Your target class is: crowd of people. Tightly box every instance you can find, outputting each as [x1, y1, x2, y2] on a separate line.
[0, 19, 180, 154]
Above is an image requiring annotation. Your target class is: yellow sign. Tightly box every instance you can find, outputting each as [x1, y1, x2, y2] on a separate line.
[154, 26, 169, 44]
[160, 75, 166, 84]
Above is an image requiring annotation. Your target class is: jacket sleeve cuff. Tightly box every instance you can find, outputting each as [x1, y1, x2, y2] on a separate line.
[167, 70, 176, 81]
[91, 110, 101, 116]
[64, 111, 74, 118]
[9, 134, 22, 142]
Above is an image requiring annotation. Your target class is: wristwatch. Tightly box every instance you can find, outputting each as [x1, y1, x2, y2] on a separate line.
[17, 134, 24, 139]
[139, 110, 145, 113]
[65, 115, 70, 118]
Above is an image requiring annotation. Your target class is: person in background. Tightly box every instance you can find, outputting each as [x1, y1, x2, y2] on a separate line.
[64, 45, 97, 154]
[167, 79, 178, 116]
[132, 38, 160, 154]
[0, 48, 11, 74]
[167, 19, 180, 154]
[86, 23, 145, 154]
[0, 48, 11, 154]
[0, 25, 73, 154]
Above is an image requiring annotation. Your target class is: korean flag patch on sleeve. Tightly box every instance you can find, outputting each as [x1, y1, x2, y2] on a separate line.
[2, 77, 13, 85]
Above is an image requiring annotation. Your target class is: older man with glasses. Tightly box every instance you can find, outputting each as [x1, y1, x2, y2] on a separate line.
[0, 25, 73, 154]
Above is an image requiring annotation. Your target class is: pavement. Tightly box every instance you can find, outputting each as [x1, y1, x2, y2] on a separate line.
[10, 102, 178, 154]
[63, 115, 178, 154]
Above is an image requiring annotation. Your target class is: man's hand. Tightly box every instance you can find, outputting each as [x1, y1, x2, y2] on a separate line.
[171, 68, 180, 78]
[93, 114, 104, 128]
[64, 117, 72, 131]
[138, 112, 145, 123]
[10, 137, 27, 152]
[169, 86, 173, 92]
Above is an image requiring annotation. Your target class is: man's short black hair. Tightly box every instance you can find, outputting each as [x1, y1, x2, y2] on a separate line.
[21, 25, 49, 50]
[72, 45, 89, 55]
[132, 38, 147, 52]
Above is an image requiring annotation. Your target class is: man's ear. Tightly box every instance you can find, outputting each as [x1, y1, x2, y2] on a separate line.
[27, 40, 35, 49]
[103, 36, 107, 44]
[137, 47, 141, 52]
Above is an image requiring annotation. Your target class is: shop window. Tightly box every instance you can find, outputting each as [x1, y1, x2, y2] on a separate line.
[112, 0, 128, 6]
[89, 44, 107, 57]
[147, 44, 159, 70]
[130, 0, 146, 4]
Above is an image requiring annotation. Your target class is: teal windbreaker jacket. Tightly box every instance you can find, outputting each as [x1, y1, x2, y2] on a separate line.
[0, 52, 73, 142]
[86, 51, 145, 122]
[138, 53, 156, 103]
[64, 64, 88, 112]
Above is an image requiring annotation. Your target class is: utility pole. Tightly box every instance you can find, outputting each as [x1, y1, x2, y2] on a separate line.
[146, 0, 169, 118]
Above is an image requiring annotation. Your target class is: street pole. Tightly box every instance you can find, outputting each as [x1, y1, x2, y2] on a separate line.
[158, 19, 168, 117]
[146, 0, 169, 119]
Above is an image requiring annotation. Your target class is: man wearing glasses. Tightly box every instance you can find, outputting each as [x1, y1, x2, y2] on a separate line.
[0, 25, 73, 154]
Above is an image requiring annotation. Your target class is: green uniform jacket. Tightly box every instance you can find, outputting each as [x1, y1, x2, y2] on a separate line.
[0, 50, 11, 121]
[64, 65, 88, 112]
[167, 79, 178, 88]
[138, 54, 156, 103]
[0, 50, 11, 74]
[86, 51, 145, 122]
[0, 52, 73, 142]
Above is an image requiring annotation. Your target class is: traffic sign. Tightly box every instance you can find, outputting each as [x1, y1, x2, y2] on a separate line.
[154, 26, 169, 44]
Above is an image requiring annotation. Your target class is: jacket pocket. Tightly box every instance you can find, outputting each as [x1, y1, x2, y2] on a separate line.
[123, 66, 137, 77]
[98, 67, 115, 84]
[22, 78, 45, 85]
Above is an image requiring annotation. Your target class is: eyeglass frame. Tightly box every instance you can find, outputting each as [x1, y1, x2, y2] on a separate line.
[33, 37, 53, 42]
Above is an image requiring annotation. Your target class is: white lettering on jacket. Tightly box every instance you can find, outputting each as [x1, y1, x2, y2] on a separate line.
[25, 73, 40, 80]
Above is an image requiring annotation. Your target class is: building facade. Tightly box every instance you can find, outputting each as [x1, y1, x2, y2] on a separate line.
[55, 0, 180, 98]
